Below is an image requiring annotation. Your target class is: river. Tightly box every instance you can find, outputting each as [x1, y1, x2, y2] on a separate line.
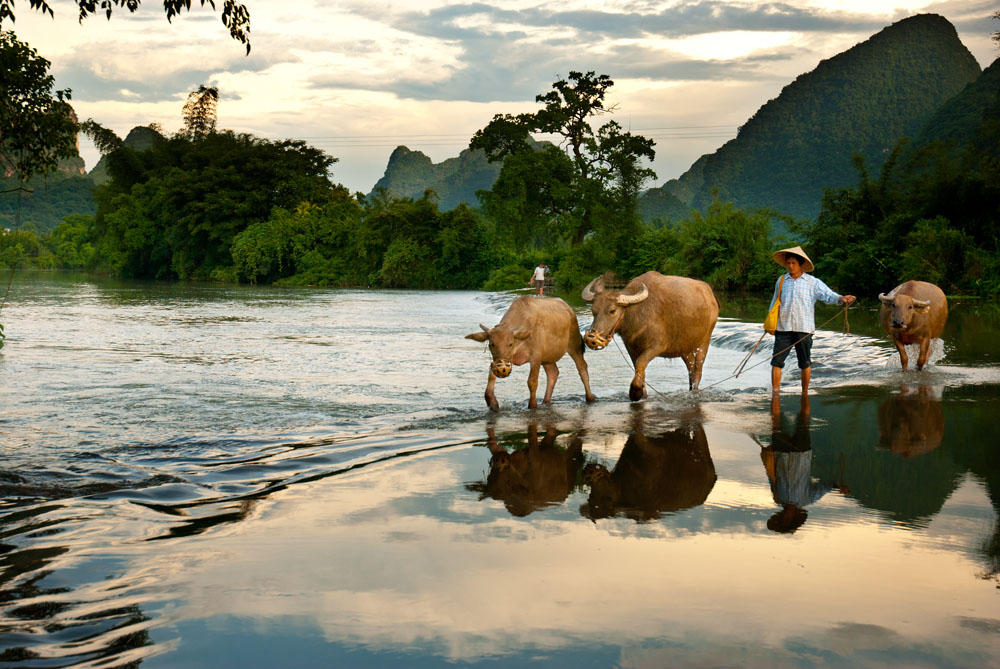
[2, 271, 999, 667]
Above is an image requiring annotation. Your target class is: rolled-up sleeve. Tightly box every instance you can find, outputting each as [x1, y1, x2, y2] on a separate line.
[813, 277, 842, 305]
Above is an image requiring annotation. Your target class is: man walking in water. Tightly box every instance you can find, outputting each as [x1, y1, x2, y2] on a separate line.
[531, 263, 548, 296]
[769, 246, 855, 394]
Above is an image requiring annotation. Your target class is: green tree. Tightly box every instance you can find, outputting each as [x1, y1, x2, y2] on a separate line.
[0, 30, 79, 349]
[0, 0, 251, 53]
[0, 31, 77, 187]
[470, 71, 655, 248]
[96, 131, 337, 280]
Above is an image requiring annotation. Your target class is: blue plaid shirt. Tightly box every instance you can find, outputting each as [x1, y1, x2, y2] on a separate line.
[768, 273, 842, 333]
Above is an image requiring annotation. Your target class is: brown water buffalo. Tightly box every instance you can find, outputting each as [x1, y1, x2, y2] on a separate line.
[582, 272, 719, 399]
[465, 296, 596, 412]
[580, 419, 716, 522]
[877, 384, 945, 458]
[878, 280, 948, 371]
[467, 424, 584, 517]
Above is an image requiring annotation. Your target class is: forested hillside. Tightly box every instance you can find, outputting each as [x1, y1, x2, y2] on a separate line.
[641, 13, 982, 220]
[368, 145, 503, 209]
[912, 58, 1000, 150]
[88, 125, 164, 185]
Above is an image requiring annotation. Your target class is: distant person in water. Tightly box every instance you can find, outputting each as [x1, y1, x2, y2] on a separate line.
[768, 246, 855, 394]
[531, 263, 548, 296]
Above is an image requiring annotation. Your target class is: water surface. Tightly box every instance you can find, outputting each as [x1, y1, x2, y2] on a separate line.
[2, 272, 999, 667]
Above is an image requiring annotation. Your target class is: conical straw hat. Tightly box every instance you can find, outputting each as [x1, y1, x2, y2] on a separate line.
[772, 245, 814, 273]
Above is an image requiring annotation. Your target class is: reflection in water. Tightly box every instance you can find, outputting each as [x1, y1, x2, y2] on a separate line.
[877, 384, 945, 458]
[467, 424, 584, 517]
[581, 410, 716, 522]
[758, 395, 846, 533]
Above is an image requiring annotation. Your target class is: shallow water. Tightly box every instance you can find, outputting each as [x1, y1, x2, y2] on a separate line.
[2, 272, 1000, 667]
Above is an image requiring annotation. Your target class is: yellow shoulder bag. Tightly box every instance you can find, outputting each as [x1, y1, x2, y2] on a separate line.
[763, 274, 785, 335]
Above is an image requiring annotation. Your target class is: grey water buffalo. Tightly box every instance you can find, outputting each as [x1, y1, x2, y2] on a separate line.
[465, 296, 596, 412]
[581, 421, 716, 522]
[467, 424, 584, 517]
[878, 280, 948, 371]
[582, 272, 719, 399]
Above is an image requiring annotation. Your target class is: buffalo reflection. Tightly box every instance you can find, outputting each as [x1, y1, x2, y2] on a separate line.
[877, 384, 945, 458]
[580, 412, 717, 522]
[758, 395, 844, 533]
[467, 424, 584, 517]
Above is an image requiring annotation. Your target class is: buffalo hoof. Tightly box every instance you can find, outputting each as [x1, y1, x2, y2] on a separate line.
[629, 384, 644, 402]
[585, 394, 596, 404]
[486, 394, 500, 412]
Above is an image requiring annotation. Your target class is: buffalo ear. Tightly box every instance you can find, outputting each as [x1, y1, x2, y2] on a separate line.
[465, 331, 489, 342]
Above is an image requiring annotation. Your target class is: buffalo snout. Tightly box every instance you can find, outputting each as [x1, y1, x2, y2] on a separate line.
[584, 330, 609, 350]
[491, 360, 513, 377]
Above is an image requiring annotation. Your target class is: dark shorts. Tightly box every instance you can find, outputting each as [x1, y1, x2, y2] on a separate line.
[534, 280, 545, 290]
[772, 331, 813, 370]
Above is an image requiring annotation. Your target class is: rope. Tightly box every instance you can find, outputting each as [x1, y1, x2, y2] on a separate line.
[700, 303, 853, 391]
[606, 303, 854, 397]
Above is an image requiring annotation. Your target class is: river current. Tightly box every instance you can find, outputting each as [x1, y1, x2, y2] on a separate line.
[2, 272, 999, 667]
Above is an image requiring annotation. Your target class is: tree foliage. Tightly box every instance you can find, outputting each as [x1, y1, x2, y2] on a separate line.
[0, 30, 77, 185]
[0, 0, 251, 53]
[181, 85, 218, 136]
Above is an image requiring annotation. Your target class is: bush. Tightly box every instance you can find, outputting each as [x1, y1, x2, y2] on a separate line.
[482, 263, 531, 291]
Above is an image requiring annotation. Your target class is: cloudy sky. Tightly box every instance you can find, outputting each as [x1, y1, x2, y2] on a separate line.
[6, 1, 998, 193]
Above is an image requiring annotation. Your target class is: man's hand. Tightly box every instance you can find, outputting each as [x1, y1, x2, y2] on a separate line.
[840, 295, 856, 306]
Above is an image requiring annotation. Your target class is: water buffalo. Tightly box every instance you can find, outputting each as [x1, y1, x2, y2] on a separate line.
[877, 384, 944, 458]
[465, 296, 596, 412]
[580, 420, 716, 522]
[582, 272, 719, 399]
[878, 280, 948, 371]
[467, 424, 584, 517]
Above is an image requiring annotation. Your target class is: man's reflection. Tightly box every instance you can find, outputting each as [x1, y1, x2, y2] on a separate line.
[467, 423, 584, 517]
[760, 395, 841, 533]
[580, 411, 716, 522]
[877, 384, 945, 458]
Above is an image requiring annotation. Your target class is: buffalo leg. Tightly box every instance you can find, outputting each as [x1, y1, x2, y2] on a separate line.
[484, 370, 500, 412]
[542, 362, 559, 404]
[916, 338, 931, 371]
[527, 361, 541, 409]
[893, 337, 909, 371]
[568, 348, 596, 403]
[629, 350, 658, 402]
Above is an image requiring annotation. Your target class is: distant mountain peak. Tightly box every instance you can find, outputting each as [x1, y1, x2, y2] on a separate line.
[641, 12, 981, 221]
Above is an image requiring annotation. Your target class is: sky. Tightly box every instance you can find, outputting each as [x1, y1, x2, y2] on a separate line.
[5, 1, 998, 194]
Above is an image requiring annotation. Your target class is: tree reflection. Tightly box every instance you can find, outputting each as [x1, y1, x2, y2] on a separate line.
[467, 423, 584, 517]
[579, 410, 716, 522]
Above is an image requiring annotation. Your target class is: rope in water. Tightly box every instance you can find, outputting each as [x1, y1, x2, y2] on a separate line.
[609, 303, 853, 397]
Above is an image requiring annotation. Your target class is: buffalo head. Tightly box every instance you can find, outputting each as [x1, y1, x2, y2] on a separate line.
[879, 290, 931, 332]
[580, 276, 649, 350]
[465, 323, 530, 378]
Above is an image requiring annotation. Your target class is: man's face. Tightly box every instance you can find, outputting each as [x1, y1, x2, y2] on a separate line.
[785, 257, 802, 278]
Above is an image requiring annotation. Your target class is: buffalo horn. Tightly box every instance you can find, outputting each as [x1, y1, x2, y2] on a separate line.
[913, 298, 931, 308]
[616, 283, 649, 305]
[878, 293, 894, 305]
[581, 277, 604, 302]
[479, 323, 490, 334]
